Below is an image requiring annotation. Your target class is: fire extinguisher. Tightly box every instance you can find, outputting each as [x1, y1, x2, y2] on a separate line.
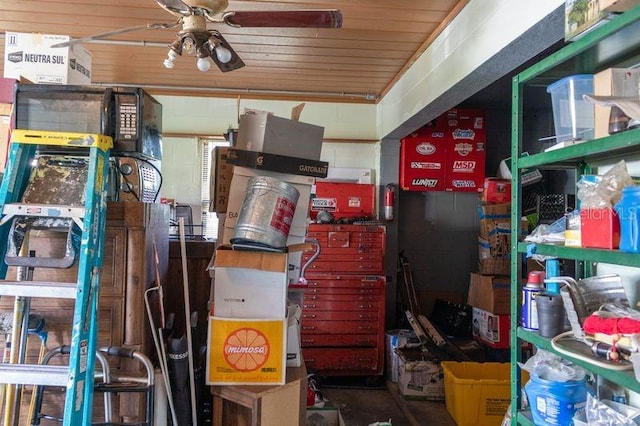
[384, 184, 396, 222]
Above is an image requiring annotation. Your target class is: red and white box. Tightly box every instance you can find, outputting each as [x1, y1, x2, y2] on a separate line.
[310, 182, 375, 220]
[400, 109, 486, 192]
[472, 307, 510, 349]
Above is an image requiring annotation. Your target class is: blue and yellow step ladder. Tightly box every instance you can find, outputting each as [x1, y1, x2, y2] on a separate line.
[0, 129, 111, 426]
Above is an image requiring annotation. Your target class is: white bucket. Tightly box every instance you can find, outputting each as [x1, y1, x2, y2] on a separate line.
[231, 176, 300, 250]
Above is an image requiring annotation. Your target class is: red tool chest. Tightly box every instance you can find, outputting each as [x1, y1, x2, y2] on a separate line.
[300, 223, 386, 376]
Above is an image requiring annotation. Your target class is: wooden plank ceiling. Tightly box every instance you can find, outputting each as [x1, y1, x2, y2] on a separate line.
[0, 0, 468, 103]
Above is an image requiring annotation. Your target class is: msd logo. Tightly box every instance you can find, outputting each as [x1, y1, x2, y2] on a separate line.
[411, 178, 438, 188]
[452, 160, 476, 172]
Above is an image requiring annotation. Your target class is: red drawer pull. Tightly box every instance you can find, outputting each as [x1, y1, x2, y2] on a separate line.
[303, 314, 317, 319]
[302, 339, 315, 344]
[357, 338, 372, 343]
[302, 326, 315, 331]
[361, 283, 375, 287]
[305, 304, 317, 308]
[307, 295, 318, 300]
[359, 326, 373, 331]
[359, 304, 373, 309]
[358, 314, 372, 319]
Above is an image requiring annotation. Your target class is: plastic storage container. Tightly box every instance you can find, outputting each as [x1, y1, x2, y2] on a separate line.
[546, 74, 595, 142]
[615, 185, 640, 253]
[524, 373, 589, 425]
[442, 362, 519, 426]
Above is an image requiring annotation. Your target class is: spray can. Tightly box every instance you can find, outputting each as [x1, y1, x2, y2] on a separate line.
[522, 271, 545, 330]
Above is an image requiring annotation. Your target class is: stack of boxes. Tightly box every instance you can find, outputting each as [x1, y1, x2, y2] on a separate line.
[206, 109, 327, 386]
[469, 178, 513, 350]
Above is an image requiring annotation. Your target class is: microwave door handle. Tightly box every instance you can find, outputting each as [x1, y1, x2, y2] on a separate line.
[101, 88, 113, 136]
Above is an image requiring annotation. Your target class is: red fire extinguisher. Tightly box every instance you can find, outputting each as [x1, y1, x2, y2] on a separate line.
[384, 184, 396, 222]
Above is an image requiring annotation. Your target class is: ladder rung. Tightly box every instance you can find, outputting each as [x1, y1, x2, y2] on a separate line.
[0, 364, 68, 386]
[2, 203, 85, 219]
[0, 281, 77, 299]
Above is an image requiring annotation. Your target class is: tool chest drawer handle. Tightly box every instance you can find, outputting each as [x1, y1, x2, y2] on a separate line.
[303, 314, 317, 318]
[305, 304, 317, 308]
[302, 339, 315, 344]
[358, 314, 372, 319]
[358, 326, 373, 331]
[307, 295, 318, 300]
[302, 326, 316, 331]
[359, 304, 373, 309]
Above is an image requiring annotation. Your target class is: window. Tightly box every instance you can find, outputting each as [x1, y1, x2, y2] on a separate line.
[200, 137, 229, 239]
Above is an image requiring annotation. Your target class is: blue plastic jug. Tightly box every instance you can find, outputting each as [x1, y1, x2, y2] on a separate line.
[615, 186, 640, 253]
[524, 373, 589, 425]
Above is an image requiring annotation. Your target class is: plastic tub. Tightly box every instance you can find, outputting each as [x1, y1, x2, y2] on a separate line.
[442, 362, 521, 426]
[524, 373, 589, 425]
[546, 74, 594, 142]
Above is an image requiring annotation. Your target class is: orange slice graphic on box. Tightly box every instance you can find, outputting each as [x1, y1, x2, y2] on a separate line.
[223, 327, 270, 371]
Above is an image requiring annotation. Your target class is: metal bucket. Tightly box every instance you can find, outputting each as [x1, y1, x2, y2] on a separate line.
[231, 176, 300, 250]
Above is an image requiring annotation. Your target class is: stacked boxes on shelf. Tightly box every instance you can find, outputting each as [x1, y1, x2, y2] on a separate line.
[470, 178, 513, 349]
[206, 109, 327, 385]
[400, 108, 487, 193]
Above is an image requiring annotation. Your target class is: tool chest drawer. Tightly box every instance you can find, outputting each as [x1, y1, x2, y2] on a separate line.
[302, 347, 381, 374]
[301, 334, 378, 347]
[300, 224, 386, 376]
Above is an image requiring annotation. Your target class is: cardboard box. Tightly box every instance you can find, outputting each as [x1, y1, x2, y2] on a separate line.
[206, 316, 287, 385]
[209, 146, 234, 213]
[580, 207, 620, 249]
[211, 362, 307, 426]
[477, 202, 511, 219]
[218, 230, 307, 284]
[224, 166, 313, 238]
[0, 78, 16, 104]
[0, 103, 11, 172]
[396, 348, 445, 401]
[4, 32, 91, 84]
[310, 182, 375, 220]
[307, 407, 346, 426]
[477, 256, 510, 276]
[212, 247, 289, 319]
[472, 307, 510, 349]
[478, 234, 510, 258]
[482, 178, 511, 203]
[226, 147, 328, 178]
[565, 210, 582, 247]
[237, 110, 324, 161]
[400, 109, 486, 192]
[565, 0, 640, 41]
[594, 68, 640, 138]
[467, 273, 510, 315]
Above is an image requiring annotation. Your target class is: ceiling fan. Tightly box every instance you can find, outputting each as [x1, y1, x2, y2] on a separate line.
[52, 0, 343, 73]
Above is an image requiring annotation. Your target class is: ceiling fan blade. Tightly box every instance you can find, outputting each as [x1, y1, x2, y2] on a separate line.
[209, 32, 245, 73]
[50, 22, 179, 48]
[223, 9, 342, 28]
[156, 0, 193, 17]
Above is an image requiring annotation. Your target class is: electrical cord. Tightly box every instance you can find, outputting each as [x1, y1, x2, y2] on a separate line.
[550, 331, 633, 371]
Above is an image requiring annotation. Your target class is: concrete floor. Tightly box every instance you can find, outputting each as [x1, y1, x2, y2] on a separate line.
[318, 381, 457, 426]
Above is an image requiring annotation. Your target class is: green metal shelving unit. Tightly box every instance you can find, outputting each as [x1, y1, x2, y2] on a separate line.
[510, 5, 640, 424]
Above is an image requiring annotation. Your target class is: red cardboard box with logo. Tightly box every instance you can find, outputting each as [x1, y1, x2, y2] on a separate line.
[310, 182, 375, 220]
[400, 109, 486, 192]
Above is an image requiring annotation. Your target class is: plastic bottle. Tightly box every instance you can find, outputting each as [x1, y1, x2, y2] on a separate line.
[615, 185, 640, 253]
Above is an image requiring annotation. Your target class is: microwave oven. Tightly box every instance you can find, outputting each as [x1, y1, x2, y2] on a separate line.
[14, 84, 163, 161]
